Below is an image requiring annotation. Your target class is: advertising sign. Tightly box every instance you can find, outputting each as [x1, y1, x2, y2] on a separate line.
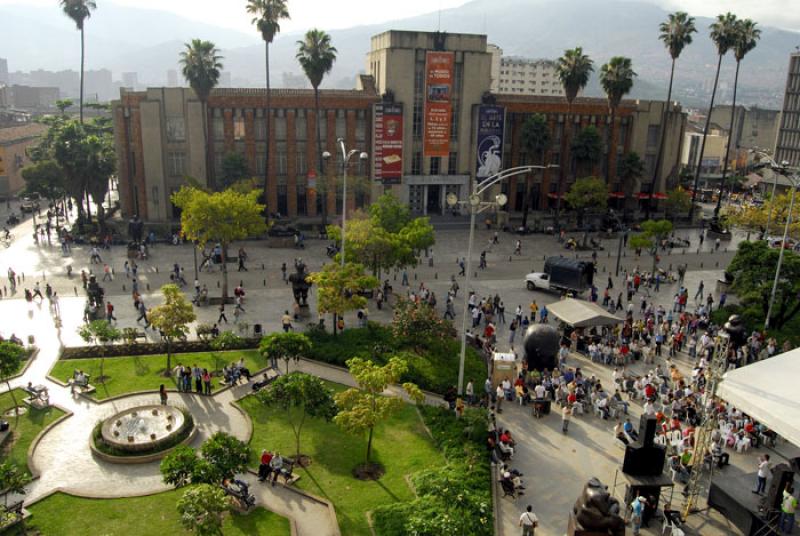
[373, 103, 403, 184]
[476, 105, 505, 179]
[423, 51, 454, 157]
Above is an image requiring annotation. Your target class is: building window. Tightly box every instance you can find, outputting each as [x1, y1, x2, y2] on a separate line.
[234, 115, 245, 141]
[336, 110, 346, 139]
[646, 125, 659, 148]
[296, 142, 307, 175]
[645, 154, 656, 176]
[275, 113, 287, 140]
[166, 117, 186, 142]
[168, 152, 186, 176]
[296, 110, 307, 140]
[317, 113, 326, 146]
[276, 142, 288, 175]
[255, 116, 266, 140]
[277, 184, 288, 216]
[411, 151, 422, 175]
[296, 183, 307, 215]
[213, 116, 224, 141]
[355, 110, 366, 143]
[430, 157, 440, 175]
[214, 152, 223, 174]
[447, 152, 457, 175]
[256, 152, 266, 175]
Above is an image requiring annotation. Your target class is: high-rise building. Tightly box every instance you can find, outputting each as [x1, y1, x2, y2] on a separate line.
[220, 72, 232, 88]
[121, 72, 138, 90]
[775, 52, 800, 167]
[0, 58, 8, 85]
[494, 55, 566, 97]
[167, 69, 178, 87]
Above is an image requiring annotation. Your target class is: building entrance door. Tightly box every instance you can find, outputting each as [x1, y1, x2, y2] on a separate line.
[426, 185, 441, 214]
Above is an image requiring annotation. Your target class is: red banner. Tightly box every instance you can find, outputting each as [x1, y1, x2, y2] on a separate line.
[373, 103, 403, 184]
[423, 51, 454, 158]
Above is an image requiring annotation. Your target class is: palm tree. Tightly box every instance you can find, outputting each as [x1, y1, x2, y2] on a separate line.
[618, 151, 645, 210]
[556, 47, 594, 230]
[648, 11, 696, 220]
[297, 29, 337, 226]
[715, 19, 760, 219]
[60, 0, 96, 124]
[179, 39, 223, 189]
[246, 0, 290, 215]
[519, 114, 551, 229]
[689, 12, 738, 222]
[599, 57, 636, 186]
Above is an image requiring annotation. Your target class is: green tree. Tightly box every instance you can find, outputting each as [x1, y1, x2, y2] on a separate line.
[296, 29, 337, 225]
[728, 192, 800, 238]
[715, 19, 761, 219]
[564, 176, 608, 228]
[0, 342, 25, 421]
[599, 56, 636, 183]
[209, 331, 244, 373]
[172, 186, 267, 301]
[556, 47, 594, 230]
[369, 191, 411, 233]
[177, 483, 230, 536]
[55, 98, 73, 116]
[665, 187, 692, 218]
[21, 160, 65, 204]
[161, 445, 199, 488]
[52, 120, 91, 223]
[59, 0, 96, 123]
[200, 432, 250, 482]
[519, 114, 551, 229]
[259, 332, 312, 374]
[0, 462, 31, 508]
[690, 13, 739, 220]
[256, 372, 337, 459]
[148, 284, 197, 375]
[307, 262, 378, 335]
[78, 319, 120, 384]
[180, 40, 223, 189]
[219, 152, 250, 191]
[83, 132, 116, 227]
[648, 11, 697, 219]
[571, 126, 603, 179]
[618, 151, 645, 200]
[246, 0, 290, 211]
[334, 357, 423, 467]
[392, 298, 456, 348]
[628, 219, 673, 274]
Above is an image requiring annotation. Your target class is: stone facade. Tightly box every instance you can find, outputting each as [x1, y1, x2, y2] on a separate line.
[776, 52, 800, 168]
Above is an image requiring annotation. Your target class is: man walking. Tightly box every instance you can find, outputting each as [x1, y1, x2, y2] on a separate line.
[282, 311, 293, 332]
[136, 301, 150, 328]
[519, 505, 538, 536]
[695, 281, 704, 301]
[514, 239, 522, 255]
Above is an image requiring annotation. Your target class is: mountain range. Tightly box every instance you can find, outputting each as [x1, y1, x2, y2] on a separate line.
[2, 0, 799, 108]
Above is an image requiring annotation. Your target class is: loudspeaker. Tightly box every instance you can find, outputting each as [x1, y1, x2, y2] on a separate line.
[639, 414, 658, 447]
[765, 464, 795, 511]
[622, 443, 666, 477]
[790, 457, 800, 474]
[0, 420, 7, 432]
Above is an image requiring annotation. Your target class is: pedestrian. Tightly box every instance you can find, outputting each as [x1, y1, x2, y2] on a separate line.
[497, 301, 506, 324]
[780, 484, 798, 535]
[259, 450, 273, 482]
[218, 303, 228, 323]
[444, 296, 455, 320]
[131, 277, 139, 294]
[509, 319, 518, 346]
[519, 505, 538, 536]
[32, 282, 44, 301]
[102, 264, 112, 281]
[137, 301, 150, 328]
[402, 269, 409, 286]
[630, 496, 647, 536]
[159, 384, 168, 405]
[695, 281, 704, 301]
[282, 310, 293, 332]
[124, 260, 130, 279]
[193, 364, 202, 393]
[106, 301, 116, 322]
[562, 405, 571, 434]
[715, 237, 721, 251]
[754, 454, 771, 495]
[458, 257, 466, 276]
[281, 262, 287, 284]
[514, 239, 522, 255]
[238, 247, 248, 272]
[202, 369, 212, 395]
[699, 232, 705, 247]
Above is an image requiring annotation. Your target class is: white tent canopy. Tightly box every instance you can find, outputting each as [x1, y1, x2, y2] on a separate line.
[717, 348, 800, 448]
[547, 298, 623, 328]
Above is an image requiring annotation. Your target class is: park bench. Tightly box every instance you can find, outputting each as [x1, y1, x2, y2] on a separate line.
[2, 500, 25, 526]
[276, 458, 299, 485]
[68, 372, 95, 394]
[22, 384, 50, 409]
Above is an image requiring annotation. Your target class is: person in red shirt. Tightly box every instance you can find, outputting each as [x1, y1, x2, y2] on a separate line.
[644, 383, 656, 401]
[258, 450, 273, 482]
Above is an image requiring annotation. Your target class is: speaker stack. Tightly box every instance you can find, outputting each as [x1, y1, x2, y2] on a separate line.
[763, 463, 795, 512]
[622, 415, 666, 477]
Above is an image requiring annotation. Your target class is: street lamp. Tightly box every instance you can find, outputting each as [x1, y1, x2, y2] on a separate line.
[608, 209, 625, 277]
[323, 138, 369, 267]
[447, 164, 559, 396]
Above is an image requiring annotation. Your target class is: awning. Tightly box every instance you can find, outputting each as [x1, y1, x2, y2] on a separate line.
[652, 192, 669, 200]
[636, 193, 651, 200]
[547, 193, 565, 199]
[546, 298, 624, 328]
[717, 347, 800, 447]
[608, 192, 625, 199]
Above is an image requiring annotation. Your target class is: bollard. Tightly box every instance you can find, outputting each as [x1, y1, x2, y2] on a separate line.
[217, 281, 220, 288]
[697, 248, 700, 254]
[263, 279, 266, 286]
[683, 249, 686, 255]
[716, 261, 719, 267]
[262, 263, 265, 270]
[122, 284, 126, 292]
[474, 271, 478, 277]
[111, 267, 115, 275]
[146, 283, 150, 291]
[509, 256, 512, 262]
[700, 262, 703, 268]
[724, 248, 727, 253]
[21, 273, 24, 281]
[668, 264, 672, 271]
[435, 273, 438, 279]
[414, 273, 417, 280]
[74, 286, 78, 295]
[608, 252, 611, 258]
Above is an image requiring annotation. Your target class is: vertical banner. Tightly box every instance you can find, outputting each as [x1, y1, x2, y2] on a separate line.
[476, 105, 505, 179]
[373, 102, 404, 184]
[423, 51, 454, 157]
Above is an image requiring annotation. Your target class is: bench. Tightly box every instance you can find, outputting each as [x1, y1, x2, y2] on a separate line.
[2, 500, 25, 526]
[275, 458, 299, 485]
[22, 385, 50, 409]
[68, 373, 96, 394]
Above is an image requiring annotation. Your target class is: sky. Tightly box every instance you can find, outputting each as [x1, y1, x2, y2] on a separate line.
[1, 0, 798, 33]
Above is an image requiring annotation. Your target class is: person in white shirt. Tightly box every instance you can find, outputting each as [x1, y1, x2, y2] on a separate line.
[754, 454, 771, 495]
[643, 400, 656, 416]
[534, 383, 546, 400]
[518, 505, 539, 536]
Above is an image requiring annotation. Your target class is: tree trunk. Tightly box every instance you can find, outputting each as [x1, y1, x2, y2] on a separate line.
[166, 339, 172, 375]
[647, 57, 676, 221]
[294, 412, 306, 459]
[715, 60, 741, 220]
[521, 173, 532, 230]
[6, 380, 18, 420]
[85, 189, 92, 223]
[556, 102, 573, 231]
[332, 312, 337, 336]
[79, 27, 85, 124]
[606, 106, 617, 184]
[285, 357, 290, 375]
[366, 425, 374, 464]
[202, 100, 212, 189]
[690, 53, 724, 222]
[264, 42, 272, 218]
[221, 242, 229, 301]
[315, 88, 327, 226]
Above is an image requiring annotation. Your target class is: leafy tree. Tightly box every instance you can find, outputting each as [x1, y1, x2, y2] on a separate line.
[78, 319, 120, 384]
[55, 98, 73, 115]
[60, 0, 96, 123]
[392, 298, 456, 348]
[0, 343, 25, 421]
[219, 152, 250, 190]
[172, 186, 266, 301]
[200, 432, 250, 482]
[564, 176, 608, 228]
[209, 331, 244, 373]
[177, 483, 230, 536]
[180, 40, 223, 188]
[148, 284, 197, 375]
[256, 372, 337, 459]
[83, 132, 116, 226]
[728, 192, 800, 238]
[369, 191, 412, 233]
[297, 29, 337, 225]
[161, 445, 199, 488]
[259, 332, 312, 374]
[519, 114, 551, 229]
[0, 462, 31, 508]
[21, 160, 65, 203]
[334, 357, 423, 466]
[52, 120, 91, 222]
[629, 219, 673, 274]
[571, 126, 603, 178]
[665, 187, 692, 217]
[618, 151, 645, 200]
[307, 262, 378, 335]
[599, 56, 636, 183]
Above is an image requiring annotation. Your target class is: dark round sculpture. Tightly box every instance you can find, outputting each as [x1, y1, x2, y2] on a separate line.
[522, 324, 559, 371]
[724, 314, 747, 349]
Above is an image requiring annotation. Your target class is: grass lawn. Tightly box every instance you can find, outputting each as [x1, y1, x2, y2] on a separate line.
[25, 490, 291, 536]
[50, 350, 264, 400]
[0, 389, 64, 475]
[240, 383, 442, 535]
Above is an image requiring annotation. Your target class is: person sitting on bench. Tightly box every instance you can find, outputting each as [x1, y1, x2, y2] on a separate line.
[252, 373, 273, 392]
[269, 452, 284, 487]
[71, 370, 90, 393]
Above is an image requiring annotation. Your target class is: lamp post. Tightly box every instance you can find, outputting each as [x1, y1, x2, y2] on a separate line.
[323, 138, 368, 267]
[446, 164, 559, 395]
[609, 209, 625, 277]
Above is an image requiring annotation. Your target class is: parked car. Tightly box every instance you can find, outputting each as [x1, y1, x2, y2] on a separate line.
[20, 195, 40, 213]
[766, 236, 796, 249]
[665, 237, 691, 249]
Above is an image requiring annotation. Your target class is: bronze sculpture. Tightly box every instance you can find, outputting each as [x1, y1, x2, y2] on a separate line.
[572, 477, 625, 536]
[289, 259, 311, 307]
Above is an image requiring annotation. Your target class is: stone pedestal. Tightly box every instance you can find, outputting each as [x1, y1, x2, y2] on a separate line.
[567, 512, 616, 536]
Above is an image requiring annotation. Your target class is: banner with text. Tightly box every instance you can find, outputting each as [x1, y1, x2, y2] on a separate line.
[476, 105, 505, 179]
[423, 51, 454, 158]
[373, 103, 404, 184]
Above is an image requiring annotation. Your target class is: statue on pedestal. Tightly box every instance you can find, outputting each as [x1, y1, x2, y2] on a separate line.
[571, 478, 625, 536]
[289, 259, 312, 308]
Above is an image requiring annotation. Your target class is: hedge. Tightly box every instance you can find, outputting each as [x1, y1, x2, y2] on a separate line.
[61, 338, 260, 360]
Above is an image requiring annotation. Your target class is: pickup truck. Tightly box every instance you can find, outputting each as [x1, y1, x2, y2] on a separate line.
[525, 256, 594, 295]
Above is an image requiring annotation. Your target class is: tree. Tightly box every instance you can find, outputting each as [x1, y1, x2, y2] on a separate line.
[52, 120, 91, 223]
[177, 483, 230, 536]
[392, 298, 456, 350]
[334, 357, 423, 468]
[161, 445, 199, 488]
[259, 332, 312, 375]
[648, 11, 697, 219]
[256, 372, 337, 460]
[0, 343, 25, 421]
[83, 132, 116, 227]
[628, 219, 673, 274]
[689, 13, 739, 221]
[369, 191, 412, 233]
[55, 98, 73, 116]
[564, 176, 608, 228]
[715, 19, 761, 219]
[728, 192, 800, 239]
[556, 47, 594, 230]
[0, 462, 31, 508]
[209, 331, 244, 373]
[571, 126, 603, 178]
[618, 152, 645, 200]
[172, 186, 266, 301]
[599, 57, 636, 184]
[665, 187, 692, 218]
[218, 152, 250, 190]
[307, 262, 378, 335]
[21, 160, 66, 204]
[519, 114, 551, 229]
[200, 432, 250, 482]
[78, 319, 120, 384]
[297, 29, 337, 225]
[180, 40, 223, 189]
[148, 284, 197, 375]
[60, 0, 96, 123]
[246, 0, 290, 213]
